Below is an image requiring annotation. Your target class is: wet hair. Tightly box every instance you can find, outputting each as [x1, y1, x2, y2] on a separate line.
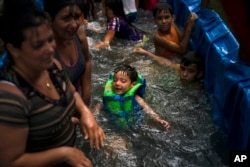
[43, 0, 83, 21]
[113, 64, 138, 83]
[0, 0, 49, 49]
[79, 0, 96, 20]
[104, 0, 146, 34]
[180, 51, 204, 72]
[152, 3, 173, 18]
[105, 0, 127, 20]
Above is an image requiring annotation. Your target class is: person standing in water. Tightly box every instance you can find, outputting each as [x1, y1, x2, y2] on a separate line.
[0, 1, 105, 166]
[44, 0, 92, 106]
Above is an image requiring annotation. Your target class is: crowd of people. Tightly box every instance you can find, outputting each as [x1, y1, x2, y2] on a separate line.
[0, 0, 202, 166]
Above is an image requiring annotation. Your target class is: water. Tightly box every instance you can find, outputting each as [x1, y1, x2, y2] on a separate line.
[76, 9, 229, 167]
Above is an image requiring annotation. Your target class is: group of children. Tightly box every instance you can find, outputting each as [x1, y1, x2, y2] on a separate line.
[0, 0, 205, 166]
[0, 0, 204, 132]
[89, 1, 204, 131]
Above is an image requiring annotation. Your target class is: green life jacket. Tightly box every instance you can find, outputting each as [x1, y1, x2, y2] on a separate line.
[103, 73, 146, 130]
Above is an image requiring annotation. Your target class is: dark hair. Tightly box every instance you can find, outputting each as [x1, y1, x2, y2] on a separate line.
[152, 3, 173, 18]
[113, 64, 138, 83]
[180, 51, 204, 72]
[105, 0, 127, 21]
[104, 0, 146, 34]
[43, 0, 83, 20]
[0, 0, 49, 49]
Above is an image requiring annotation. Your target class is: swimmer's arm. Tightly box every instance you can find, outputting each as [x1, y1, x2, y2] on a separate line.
[94, 30, 115, 49]
[154, 32, 187, 55]
[134, 48, 179, 71]
[154, 13, 198, 55]
[178, 12, 198, 50]
[135, 95, 170, 129]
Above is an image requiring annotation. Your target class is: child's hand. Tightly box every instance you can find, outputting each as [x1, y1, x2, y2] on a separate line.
[190, 12, 198, 21]
[153, 115, 170, 129]
[94, 41, 110, 50]
[159, 119, 170, 129]
[133, 48, 148, 55]
[185, 12, 198, 30]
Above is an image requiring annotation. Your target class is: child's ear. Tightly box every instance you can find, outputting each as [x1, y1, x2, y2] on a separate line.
[131, 81, 137, 87]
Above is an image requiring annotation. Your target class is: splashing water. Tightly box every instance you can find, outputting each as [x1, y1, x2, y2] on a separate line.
[76, 9, 228, 167]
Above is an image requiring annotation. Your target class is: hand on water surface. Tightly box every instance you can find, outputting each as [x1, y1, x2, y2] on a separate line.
[159, 119, 170, 129]
[133, 48, 148, 55]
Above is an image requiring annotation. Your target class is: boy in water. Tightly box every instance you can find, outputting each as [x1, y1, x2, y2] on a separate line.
[134, 48, 204, 87]
[141, 2, 198, 58]
[94, 64, 170, 131]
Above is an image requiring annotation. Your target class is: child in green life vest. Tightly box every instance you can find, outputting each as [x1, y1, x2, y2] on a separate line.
[94, 64, 170, 131]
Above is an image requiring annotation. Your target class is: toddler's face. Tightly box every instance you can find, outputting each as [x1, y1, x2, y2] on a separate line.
[179, 63, 200, 85]
[112, 71, 134, 95]
[154, 10, 174, 32]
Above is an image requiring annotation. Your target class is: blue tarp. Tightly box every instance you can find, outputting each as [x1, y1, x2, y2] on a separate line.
[167, 0, 250, 150]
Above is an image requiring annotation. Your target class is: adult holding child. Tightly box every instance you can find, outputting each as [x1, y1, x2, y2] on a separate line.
[0, 0, 105, 166]
[43, 0, 92, 106]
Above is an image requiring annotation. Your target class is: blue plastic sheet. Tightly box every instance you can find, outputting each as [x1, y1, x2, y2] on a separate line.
[0, 51, 7, 69]
[36, 0, 44, 9]
[166, 0, 250, 151]
[221, 62, 250, 150]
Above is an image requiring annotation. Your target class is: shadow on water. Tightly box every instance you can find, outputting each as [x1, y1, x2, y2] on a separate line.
[76, 9, 229, 167]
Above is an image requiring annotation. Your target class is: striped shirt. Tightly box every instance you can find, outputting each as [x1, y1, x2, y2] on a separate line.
[0, 64, 76, 153]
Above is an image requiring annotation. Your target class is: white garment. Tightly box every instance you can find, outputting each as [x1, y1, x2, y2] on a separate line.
[122, 0, 137, 15]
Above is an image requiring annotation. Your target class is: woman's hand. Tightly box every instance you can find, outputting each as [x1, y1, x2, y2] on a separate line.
[79, 114, 106, 150]
[73, 91, 106, 150]
[64, 147, 93, 167]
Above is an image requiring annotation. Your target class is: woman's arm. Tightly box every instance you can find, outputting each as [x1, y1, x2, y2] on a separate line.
[73, 89, 105, 149]
[0, 125, 92, 167]
[0, 86, 93, 167]
[77, 27, 92, 106]
[55, 58, 105, 150]
[135, 95, 170, 129]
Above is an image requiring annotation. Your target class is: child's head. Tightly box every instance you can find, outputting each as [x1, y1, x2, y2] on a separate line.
[179, 51, 204, 85]
[104, 0, 126, 20]
[112, 64, 138, 95]
[152, 3, 173, 18]
[152, 3, 174, 32]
